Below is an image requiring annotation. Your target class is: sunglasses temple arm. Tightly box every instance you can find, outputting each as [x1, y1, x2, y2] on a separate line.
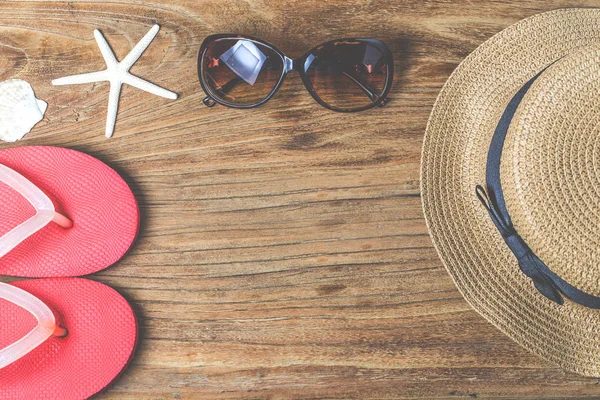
[220, 76, 244, 94]
[203, 76, 246, 106]
[341, 71, 387, 106]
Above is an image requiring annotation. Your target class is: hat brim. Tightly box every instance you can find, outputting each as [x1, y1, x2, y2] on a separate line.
[421, 8, 600, 377]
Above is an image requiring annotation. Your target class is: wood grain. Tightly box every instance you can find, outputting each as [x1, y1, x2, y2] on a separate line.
[1, 1, 600, 398]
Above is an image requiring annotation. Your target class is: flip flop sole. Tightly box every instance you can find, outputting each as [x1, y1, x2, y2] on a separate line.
[0, 146, 139, 277]
[0, 278, 137, 399]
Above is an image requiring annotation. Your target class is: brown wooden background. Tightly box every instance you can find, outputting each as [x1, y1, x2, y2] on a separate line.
[2, 1, 600, 399]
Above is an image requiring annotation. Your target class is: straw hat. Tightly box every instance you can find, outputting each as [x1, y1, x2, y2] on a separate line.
[421, 8, 600, 376]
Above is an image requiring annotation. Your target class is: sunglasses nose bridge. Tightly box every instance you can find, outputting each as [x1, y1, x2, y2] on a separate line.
[283, 56, 295, 74]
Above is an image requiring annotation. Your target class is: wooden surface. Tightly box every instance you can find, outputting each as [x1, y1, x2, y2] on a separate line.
[2, 1, 600, 398]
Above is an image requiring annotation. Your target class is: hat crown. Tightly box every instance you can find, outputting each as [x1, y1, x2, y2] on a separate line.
[502, 46, 600, 296]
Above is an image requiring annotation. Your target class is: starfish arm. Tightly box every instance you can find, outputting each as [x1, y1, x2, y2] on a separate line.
[123, 73, 178, 100]
[52, 70, 109, 86]
[105, 82, 122, 138]
[121, 24, 160, 71]
[94, 29, 118, 68]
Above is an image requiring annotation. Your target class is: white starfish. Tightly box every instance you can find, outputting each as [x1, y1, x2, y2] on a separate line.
[52, 24, 178, 138]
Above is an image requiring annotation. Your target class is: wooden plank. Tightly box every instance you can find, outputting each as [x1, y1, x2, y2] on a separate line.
[0, 1, 599, 398]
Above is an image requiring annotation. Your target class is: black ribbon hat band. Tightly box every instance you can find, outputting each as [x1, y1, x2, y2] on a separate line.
[476, 69, 600, 309]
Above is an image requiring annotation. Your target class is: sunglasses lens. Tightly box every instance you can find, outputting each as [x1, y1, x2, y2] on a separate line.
[201, 38, 284, 107]
[304, 40, 391, 111]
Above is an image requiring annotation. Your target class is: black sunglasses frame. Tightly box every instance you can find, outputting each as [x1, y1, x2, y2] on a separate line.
[197, 34, 394, 112]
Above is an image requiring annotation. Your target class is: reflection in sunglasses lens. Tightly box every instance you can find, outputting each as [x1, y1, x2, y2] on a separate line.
[202, 39, 284, 107]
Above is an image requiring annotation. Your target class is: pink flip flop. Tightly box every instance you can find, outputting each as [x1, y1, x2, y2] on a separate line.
[0, 278, 137, 399]
[0, 146, 139, 277]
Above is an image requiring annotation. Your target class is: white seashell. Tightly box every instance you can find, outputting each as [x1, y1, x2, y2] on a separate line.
[0, 79, 47, 142]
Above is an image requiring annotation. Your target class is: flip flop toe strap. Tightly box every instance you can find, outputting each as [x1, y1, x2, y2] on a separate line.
[0, 163, 72, 258]
[0, 282, 66, 368]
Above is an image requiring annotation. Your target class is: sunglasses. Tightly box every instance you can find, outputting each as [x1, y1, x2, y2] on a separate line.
[197, 35, 394, 112]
